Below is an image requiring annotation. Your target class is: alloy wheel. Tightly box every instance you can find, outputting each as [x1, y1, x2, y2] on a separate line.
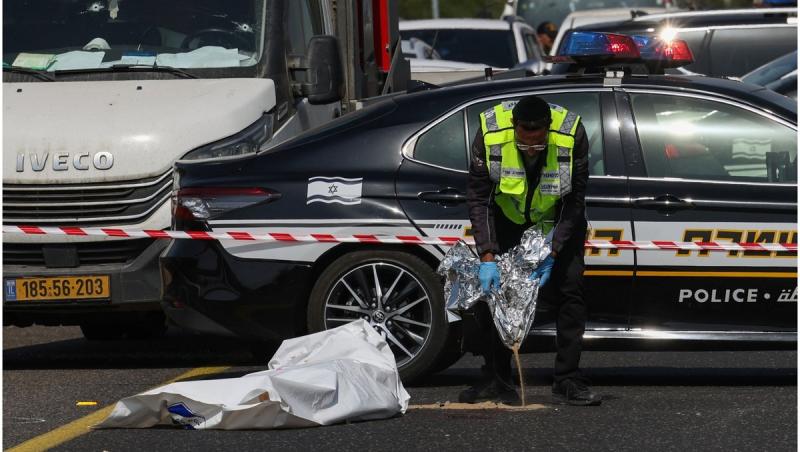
[324, 262, 433, 367]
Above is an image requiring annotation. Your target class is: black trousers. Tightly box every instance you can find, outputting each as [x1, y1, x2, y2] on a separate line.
[464, 212, 588, 384]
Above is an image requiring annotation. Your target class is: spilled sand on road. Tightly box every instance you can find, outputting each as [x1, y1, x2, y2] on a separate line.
[408, 401, 546, 411]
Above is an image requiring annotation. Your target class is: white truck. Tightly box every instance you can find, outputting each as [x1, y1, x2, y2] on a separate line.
[3, 0, 408, 339]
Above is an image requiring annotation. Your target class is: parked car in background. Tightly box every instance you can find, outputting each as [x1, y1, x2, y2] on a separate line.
[401, 37, 500, 85]
[550, 7, 677, 56]
[408, 59, 499, 85]
[399, 18, 546, 73]
[401, 37, 440, 60]
[571, 7, 798, 77]
[503, 0, 675, 31]
[741, 51, 797, 99]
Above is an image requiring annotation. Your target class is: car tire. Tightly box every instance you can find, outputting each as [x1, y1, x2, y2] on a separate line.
[308, 250, 449, 383]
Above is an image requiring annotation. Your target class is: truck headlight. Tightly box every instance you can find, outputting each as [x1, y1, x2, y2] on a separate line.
[180, 114, 273, 161]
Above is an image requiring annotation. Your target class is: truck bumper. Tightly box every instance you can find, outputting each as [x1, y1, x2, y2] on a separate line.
[3, 239, 168, 327]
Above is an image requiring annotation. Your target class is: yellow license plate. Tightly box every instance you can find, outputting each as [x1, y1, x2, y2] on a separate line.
[5, 276, 110, 302]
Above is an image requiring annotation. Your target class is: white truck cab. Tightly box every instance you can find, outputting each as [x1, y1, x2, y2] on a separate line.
[3, 0, 407, 339]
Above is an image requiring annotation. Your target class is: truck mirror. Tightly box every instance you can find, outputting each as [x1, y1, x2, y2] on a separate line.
[306, 35, 343, 105]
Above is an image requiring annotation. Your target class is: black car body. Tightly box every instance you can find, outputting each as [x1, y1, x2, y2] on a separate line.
[570, 8, 798, 76]
[162, 63, 798, 381]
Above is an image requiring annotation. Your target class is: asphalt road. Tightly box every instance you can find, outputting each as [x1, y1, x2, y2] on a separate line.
[4, 325, 797, 451]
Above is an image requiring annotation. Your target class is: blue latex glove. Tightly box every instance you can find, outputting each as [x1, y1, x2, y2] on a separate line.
[530, 254, 555, 287]
[479, 262, 501, 294]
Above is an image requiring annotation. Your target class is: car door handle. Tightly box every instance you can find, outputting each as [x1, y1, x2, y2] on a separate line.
[633, 195, 694, 210]
[418, 188, 467, 205]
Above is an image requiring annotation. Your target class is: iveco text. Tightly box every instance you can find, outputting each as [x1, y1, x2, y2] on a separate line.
[16, 152, 114, 171]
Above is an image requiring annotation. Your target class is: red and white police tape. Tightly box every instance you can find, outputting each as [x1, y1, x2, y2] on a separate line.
[3, 225, 796, 253]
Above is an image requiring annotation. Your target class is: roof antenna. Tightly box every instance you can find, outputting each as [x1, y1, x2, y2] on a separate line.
[484, 67, 493, 81]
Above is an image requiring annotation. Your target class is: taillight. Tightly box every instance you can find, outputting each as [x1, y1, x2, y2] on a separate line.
[172, 187, 280, 224]
[633, 35, 695, 68]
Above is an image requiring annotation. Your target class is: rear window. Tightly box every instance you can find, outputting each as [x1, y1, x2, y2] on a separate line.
[400, 29, 517, 68]
[708, 27, 798, 77]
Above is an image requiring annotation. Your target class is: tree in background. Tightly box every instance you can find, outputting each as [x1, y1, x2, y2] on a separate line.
[400, 0, 759, 20]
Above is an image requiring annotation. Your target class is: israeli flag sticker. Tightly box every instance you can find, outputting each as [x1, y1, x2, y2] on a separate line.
[307, 176, 363, 206]
[5, 280, 17, 302]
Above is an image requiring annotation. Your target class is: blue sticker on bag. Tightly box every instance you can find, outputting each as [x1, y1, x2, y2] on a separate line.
[167, 402, 206, 430]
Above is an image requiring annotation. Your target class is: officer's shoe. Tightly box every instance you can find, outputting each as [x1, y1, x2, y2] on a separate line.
[459, 377, 521, 404]
[494, 379, 521, 405]
[552, 378, 602, 406]
[458, 378, 497, 403]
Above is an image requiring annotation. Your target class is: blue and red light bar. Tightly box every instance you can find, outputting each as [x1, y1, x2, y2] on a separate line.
[558, 31, 694, 69]
[559, 32, 640, 60]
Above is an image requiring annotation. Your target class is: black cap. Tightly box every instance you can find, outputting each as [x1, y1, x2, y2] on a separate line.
[512, 96, 550, 130]
[537, 21, 558, 39]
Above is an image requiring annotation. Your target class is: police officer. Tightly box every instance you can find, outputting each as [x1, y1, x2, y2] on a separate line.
[461, 95, 601, 406]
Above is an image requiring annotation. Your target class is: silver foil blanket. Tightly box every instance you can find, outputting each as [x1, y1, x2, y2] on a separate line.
[437, 228, 552, 348]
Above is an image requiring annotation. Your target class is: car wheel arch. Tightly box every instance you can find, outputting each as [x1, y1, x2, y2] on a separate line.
[308, 243, 443, 283]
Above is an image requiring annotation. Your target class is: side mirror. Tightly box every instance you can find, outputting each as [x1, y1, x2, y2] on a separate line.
[305, 35, 343, 105]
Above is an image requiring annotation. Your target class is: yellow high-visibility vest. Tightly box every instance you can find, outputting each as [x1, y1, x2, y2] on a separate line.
[479, 101, 580, 232]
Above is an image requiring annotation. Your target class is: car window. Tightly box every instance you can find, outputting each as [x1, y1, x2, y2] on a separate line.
[522, 31, 541, 61]
[630, 93, 797, 184]
[287, 0, 322, 57]
[413, 111, 467, 171]
[708, 27, 798, 77]
[400, 29, 517, 68]
[466, 92, 605, 176]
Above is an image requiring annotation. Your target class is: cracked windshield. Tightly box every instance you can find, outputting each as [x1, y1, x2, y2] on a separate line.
[3, 0, 266, 72]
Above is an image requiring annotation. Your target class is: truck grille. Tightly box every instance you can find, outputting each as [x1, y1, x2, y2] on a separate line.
[3, 238, 155, 267]
[3, 170, 173, 226]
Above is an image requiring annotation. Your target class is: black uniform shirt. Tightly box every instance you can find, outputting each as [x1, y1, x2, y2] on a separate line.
[467, 123, 589, 256]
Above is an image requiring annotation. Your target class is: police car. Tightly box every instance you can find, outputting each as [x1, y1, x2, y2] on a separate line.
[162, 32, 797, 381]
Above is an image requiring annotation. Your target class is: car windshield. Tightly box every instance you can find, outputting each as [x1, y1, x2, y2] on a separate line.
[3, 0, 266, 73]
[399, 29, 517, 68]
[517, 0, 665, 27]
[742, 51, 798, 87]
